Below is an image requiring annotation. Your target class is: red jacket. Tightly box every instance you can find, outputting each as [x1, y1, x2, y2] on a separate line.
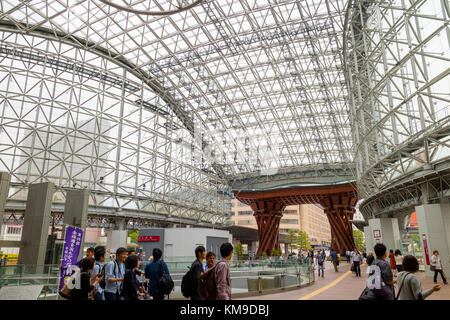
[389, 253, 396, 269]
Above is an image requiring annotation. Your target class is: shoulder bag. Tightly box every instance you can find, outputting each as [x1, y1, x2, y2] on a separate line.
[394, 272, 410, 300]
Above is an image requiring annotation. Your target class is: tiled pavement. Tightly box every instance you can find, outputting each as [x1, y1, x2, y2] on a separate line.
[237, 261, 450, 300]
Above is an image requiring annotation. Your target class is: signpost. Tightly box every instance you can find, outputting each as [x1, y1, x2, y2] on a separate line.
[373, 229, 382, 244]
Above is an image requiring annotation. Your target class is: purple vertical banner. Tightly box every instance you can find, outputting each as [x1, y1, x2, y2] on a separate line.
[59, 226, 84, 290]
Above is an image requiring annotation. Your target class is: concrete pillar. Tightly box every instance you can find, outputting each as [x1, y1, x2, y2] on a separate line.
[0, 172, 11, 231]
[415, 203, 450, 278]
[364, 226, 374, 253]
[63, 189, 90, 261]
[106, 218, 128, 252]
[19, 182, 55, 269]
[368, 218, 401, 253]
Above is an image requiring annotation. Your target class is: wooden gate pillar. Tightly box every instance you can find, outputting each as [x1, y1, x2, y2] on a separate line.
[248, 200, 286, 256]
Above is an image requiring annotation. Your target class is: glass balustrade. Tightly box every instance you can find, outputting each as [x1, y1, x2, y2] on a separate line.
[0, 258, 315, 300]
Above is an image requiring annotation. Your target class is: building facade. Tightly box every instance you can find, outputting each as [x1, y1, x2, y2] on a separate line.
[230, 199, 331, 247]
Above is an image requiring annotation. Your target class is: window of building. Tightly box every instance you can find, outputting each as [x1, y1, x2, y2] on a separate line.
[238, 211, 253, 215]
[237, 220, 253, 225]
[7, 226, 21, 235]
[238, 202, 247, 207]
[281, 219, 298, 224]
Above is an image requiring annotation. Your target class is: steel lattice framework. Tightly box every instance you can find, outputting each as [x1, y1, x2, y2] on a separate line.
[0, 0, 448, 228]
[344, 0, 450, 218]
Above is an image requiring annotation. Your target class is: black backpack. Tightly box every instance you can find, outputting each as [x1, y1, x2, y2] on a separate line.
[158, 260, 174, 297]
[99, 260, 120, 290]
[181, 264, 194, 298]
[98, 262, 106, 290]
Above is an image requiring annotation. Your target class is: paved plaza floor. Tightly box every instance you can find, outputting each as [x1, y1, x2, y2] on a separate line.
[237, 261, 450, 300]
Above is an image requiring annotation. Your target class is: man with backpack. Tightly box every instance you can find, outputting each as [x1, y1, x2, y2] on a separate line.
[104, 247, 127, 300]
[91, 246, 106, 300]
[144, 248, 171, 300]
[215, 243, 233, 300]
[190, 246, 206, 300]
[359, 243, 396, 300]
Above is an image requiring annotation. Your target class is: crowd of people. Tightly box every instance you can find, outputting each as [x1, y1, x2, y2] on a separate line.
[61, 241, 447, 301]
[360, 244, 447, 300]
[63, 242, 234, 301]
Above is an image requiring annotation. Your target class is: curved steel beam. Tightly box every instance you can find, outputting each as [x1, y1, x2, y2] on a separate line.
[98, 0, 204, 16]
[0, 20, 195, 135]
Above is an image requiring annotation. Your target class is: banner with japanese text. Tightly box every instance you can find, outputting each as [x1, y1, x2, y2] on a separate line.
[59, 226, 83, 290]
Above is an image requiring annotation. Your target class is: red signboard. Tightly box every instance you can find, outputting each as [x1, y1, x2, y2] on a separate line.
[138, 236, 160, 242]
[422, 234, 430, 265]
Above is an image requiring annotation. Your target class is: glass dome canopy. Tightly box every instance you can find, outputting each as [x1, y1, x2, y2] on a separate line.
[0, 0, 354, 179]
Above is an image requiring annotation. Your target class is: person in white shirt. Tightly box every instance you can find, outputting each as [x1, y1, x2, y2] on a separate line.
[431, 250, 448, 284]
[394, 249, 404, 272]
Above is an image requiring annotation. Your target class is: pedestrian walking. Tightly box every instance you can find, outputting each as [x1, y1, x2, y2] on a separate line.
[215, 243, 233, 300]
[128, 248, 144, 276]
[204, 252, 216, 272]
[367, 252, 375, 266]
[352, 249, 361, 277]
[431, 250, 448, 284]
[316, 250, 325, 277]
[190, 246, 206, 300]
[330, 249, 339, 272]
[396, 255, 440, 300]
[71, 257, 102, 300]
[346, 250, 352, 263]
[122, 254, 145, 300]
[104, 247, 127, 300]
[389, 249, 396, 275]
[75, 247, 95, 268]
[359, 243, 396, 300]
[144, 248, 170, 300]
[394, 250, 404, 272]
[91, 246, 106, 300]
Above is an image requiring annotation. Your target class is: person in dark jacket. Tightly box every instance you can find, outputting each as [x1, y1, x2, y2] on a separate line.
[122, 255, 145, 300]
[71, 257, 102, 300]
[144, 248, 170, 300]
[190, 246, 206, 300]
[367, 252, 375, 266]
[330, 250, 338, 272]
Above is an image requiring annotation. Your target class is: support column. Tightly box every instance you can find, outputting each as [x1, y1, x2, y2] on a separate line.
[364, 226, 374, 253]
[19, 182, 55, 270]
[63, 189, 90, 261]
[0, 172, 11, 231]
[367, 218, 401, 253]
[415, 203, 450, 278]
[250, 200, 285, 256]
[106, 218, 128, 252]
[321, 194, 357, 254]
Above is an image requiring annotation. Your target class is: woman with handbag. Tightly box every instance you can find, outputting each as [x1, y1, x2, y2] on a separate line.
[71, 257, 103, 300]
[396, 255, 440, 300]
[431, 250, 448, 284]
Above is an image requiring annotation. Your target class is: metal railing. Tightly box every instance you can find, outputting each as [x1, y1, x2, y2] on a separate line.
[0, 258, 315, 300]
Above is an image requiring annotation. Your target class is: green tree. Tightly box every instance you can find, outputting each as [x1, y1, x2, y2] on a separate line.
[286, 229, 300, 254]
[128, 229, 139, 244]
[353, 229, 365, 252]
[272, 248, 282, 257]
[297, 230, 312, 251]
[234, 242, 244, 260]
